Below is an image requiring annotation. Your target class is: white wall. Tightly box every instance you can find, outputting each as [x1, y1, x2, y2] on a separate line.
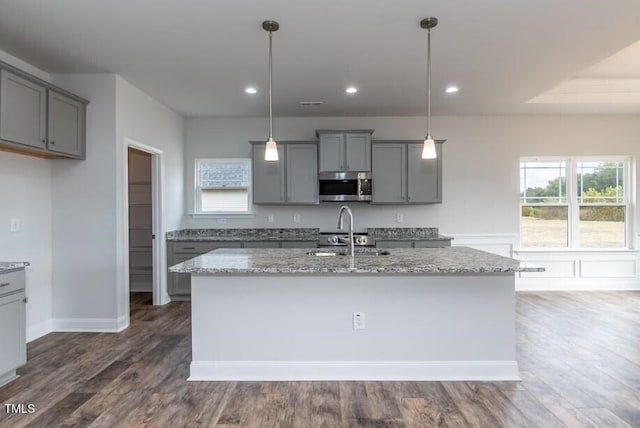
[0, 152, 53, 340]
[115, 76, 184, 312]
[0, 50, 53, 340]
[184, 115, 640, 240]
[49, 74, 120, 329]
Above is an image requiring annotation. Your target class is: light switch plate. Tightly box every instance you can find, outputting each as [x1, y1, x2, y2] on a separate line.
[267, 214, 274, 223]
[10, 218, 20, 232]
[395, 213, 404, 223]
[293, 213, 301, 223]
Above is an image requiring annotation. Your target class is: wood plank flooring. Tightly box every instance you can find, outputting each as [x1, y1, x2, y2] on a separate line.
[1, 291, 639, 427]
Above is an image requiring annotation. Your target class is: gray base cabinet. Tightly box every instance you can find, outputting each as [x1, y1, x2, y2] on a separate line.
[317, 130, 372, 172]
[0, 61, 88, 159]
[252, 141, 318, 205]
[0, 270, 27, 387]
[167, 240, 318, 300]
[371, 141, 444, 204]
[376, 240, 451, 248]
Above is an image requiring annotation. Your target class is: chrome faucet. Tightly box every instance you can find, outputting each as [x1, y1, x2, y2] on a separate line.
[337, 205, 355, 257]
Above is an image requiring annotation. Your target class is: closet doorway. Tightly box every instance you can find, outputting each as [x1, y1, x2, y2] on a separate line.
[128, 147, 153, 303]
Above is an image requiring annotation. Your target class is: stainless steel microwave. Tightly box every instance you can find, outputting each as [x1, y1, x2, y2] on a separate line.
[319, 172, 372, 202]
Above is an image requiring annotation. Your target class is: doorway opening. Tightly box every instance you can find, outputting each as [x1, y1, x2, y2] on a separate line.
[128, 147, 153, 305]
[123, 138, 167, 324]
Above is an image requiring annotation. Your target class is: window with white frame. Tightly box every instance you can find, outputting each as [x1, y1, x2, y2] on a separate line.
[520, 157, 630, 249]
[195, 159, 251, 214]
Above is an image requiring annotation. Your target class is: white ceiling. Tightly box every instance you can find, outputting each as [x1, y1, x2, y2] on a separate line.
[0, 0, 639, 117]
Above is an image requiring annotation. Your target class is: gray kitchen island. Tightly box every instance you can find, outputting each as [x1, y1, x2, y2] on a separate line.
[170, 247, 542, 381]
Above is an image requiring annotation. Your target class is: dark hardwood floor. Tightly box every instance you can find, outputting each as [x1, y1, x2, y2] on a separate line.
[1, 291, 639, 427]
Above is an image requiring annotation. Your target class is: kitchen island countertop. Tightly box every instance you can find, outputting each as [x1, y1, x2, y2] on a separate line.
[170, 247, 542, 275]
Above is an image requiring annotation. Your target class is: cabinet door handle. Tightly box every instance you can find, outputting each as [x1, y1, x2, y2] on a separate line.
[0, 282, 10, 287]
[50, 141, 55, 145]
[23, 297, 28, 303]
[41, 139, 46, 143]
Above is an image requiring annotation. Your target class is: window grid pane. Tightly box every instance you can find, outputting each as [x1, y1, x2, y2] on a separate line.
[520, 161, 567, 204]
[577, 161, 624, 204]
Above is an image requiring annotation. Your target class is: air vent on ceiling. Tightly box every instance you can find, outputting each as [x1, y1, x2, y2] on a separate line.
[298, 101, 323, 106]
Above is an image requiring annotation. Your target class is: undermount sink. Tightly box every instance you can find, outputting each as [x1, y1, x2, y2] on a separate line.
[306, 249, 391, 257]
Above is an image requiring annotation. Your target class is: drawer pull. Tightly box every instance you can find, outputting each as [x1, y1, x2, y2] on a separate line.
[0, 282, 10, 287]
[183, 247, 196, 250]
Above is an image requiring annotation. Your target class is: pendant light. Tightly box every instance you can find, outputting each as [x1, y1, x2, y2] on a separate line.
[421, 17, 438, 160]
[263, 20, 279, 161]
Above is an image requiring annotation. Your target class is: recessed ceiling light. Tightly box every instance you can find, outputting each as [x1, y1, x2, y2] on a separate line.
[445, 86, 459, 93]
[245, 87, 257, 94]
[345, 87, 358, 94]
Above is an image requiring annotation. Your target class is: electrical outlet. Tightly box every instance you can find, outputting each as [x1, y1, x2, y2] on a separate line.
[395, 213, 404, 223]
[293, 213, 301, 223]
[10, 218, 20, 232]
[267, 214, 274, 223]
[353, 312, 366, 330]
[216, 218, 227, 224]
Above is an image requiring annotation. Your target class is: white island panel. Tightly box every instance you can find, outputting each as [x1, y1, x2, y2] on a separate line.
[190, 273, 517, 381]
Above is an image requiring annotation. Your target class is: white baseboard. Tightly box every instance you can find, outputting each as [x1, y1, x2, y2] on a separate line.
[189, 360, 520, 381]
[52, 314, 129, 333]
[27, 319, 53, 343]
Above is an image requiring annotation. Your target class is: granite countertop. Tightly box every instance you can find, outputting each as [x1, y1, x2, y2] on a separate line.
[169, 247, 542, 275]
[0, 262, 30, 273]
[166, 228, 319, 242]
[368, 227, 453, 241]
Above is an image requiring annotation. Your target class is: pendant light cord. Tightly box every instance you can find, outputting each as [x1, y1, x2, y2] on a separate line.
[268, 30, 273, 140]
[427, 27, 432, 139]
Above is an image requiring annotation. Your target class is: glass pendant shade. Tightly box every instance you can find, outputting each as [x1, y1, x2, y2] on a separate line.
[264, 137, 279, 161]
[422, 136, 436, 159]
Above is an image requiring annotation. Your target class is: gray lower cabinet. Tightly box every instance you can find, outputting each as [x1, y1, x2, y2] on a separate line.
[0, 270, 27, 387]
[371, 141, 444, 204]
[167, 240, 319, 299]
[317, 130, 372, 172]
[0, 61, 88, 159]
[252, 141, 318, 205]
[0, 69, 47, 150]
[376, 240, 451, 248]
[168, 242, 241, 300]
[47, 90, 85, 158]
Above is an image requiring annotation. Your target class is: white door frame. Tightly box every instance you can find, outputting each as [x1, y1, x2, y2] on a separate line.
[123, 137, 169, 309]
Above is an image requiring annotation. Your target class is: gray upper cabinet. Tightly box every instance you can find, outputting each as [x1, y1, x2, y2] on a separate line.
[317, 130, 373, 172]
[47, 90, 85, 158]
[318, 133, 343, 171]
[286, 143, 318, 204]
[371, 140, 444, 204]
[0, 61, 88, 159]
[407, 143, 442, 203]
[0, 70, 47, 150]
[371, 144, 406, 203]
[252, 144, 285, 204]
[345, 133, 371, 171]
[252, 141, 318, 205]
